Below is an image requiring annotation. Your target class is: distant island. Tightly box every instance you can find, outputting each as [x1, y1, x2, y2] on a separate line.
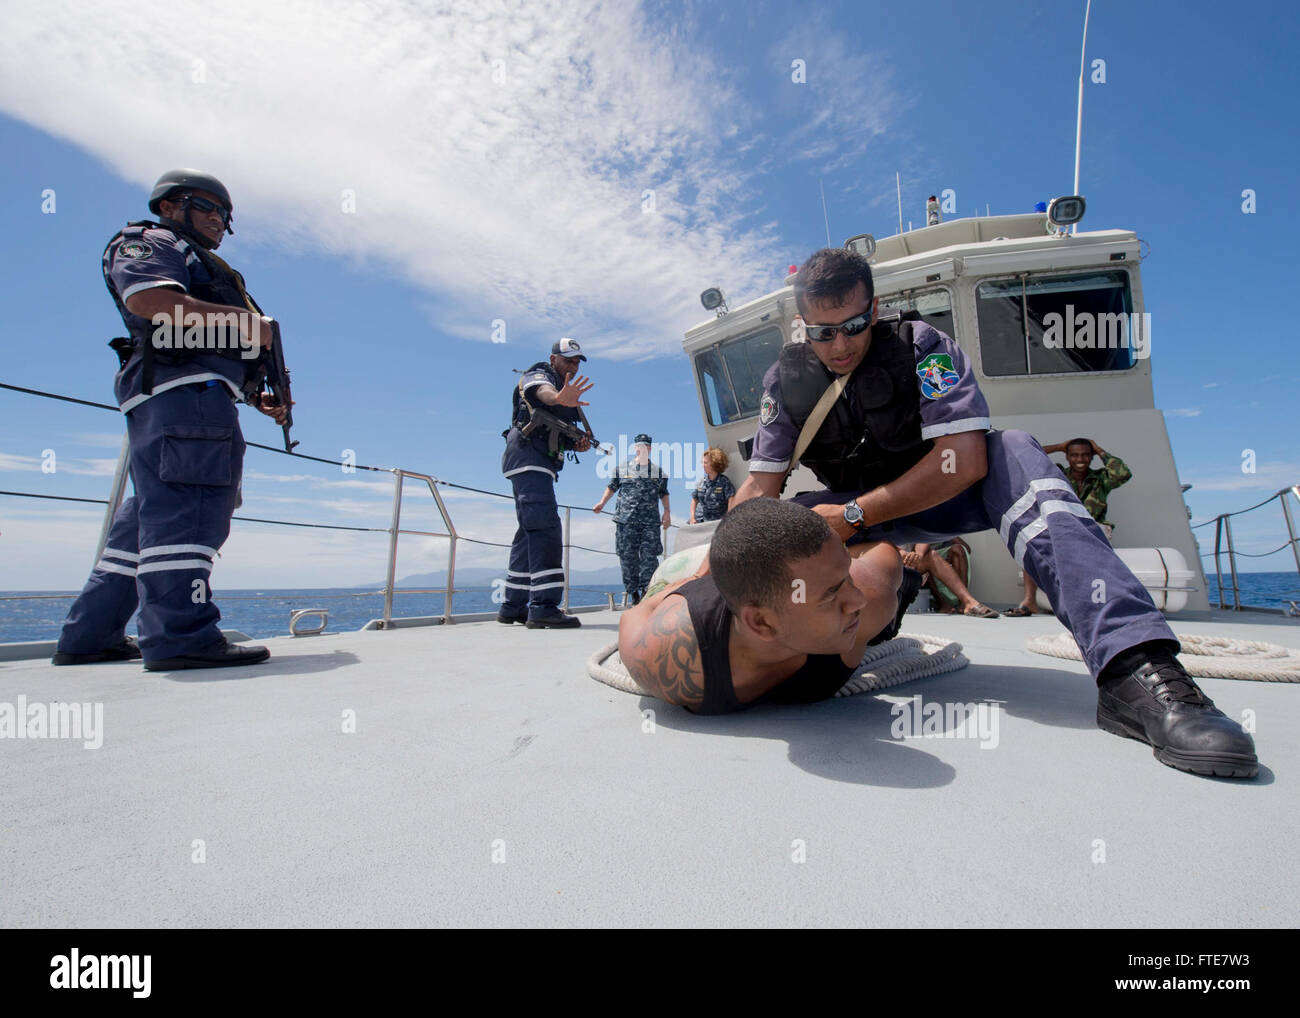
[373, 566, 624, 590]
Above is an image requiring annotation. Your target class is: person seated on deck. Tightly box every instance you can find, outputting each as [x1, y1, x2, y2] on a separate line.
[900, 539, 998, 618]
[617, 498, 904, 714]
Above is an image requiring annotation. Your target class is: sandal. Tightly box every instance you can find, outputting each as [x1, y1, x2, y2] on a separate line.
[1003, 605, 1036, 617]
[962, 603, 1000, 618]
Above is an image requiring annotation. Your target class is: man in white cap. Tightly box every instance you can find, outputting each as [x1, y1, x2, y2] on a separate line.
[499, 338, 593, 628]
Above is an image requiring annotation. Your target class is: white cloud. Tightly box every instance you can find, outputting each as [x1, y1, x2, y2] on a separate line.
[0, 452, 118, 476]
[242, 471, 319, 484]
[0, 452, 41, 472]
[68, 431, 129, 448]
[312, 477, 397, 497]
[1183, 462, 1300, 493]
[768, 32, 905, 179]
[1164, 407, 1201, 418]
[0, 0, 884, 357]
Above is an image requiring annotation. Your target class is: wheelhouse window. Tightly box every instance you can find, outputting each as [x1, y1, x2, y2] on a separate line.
[878, 288, 956, 338]
[694, 325, 783, 426]
[976, 270, 1137, 376]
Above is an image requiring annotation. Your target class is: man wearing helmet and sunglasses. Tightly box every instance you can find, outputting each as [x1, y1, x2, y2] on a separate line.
[730, 247, 1258, 780]
[52, 169, 290, 672]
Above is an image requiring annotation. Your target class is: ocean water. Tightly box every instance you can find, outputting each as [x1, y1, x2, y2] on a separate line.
[1203, 570, 1300, 612]
[0, 586, 624, 644]
[3, 574, 1297, 645]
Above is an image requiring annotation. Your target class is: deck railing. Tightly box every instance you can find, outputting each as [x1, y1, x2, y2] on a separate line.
[1, 381, 643, 631]
[1191, 486, 1300, 615]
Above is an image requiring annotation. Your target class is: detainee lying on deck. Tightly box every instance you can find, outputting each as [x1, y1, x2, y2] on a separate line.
[617, 498, 903, 714]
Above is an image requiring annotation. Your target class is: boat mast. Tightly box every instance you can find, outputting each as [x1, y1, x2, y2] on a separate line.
[1072, 0, 1092, 234]
[819, 177, 832, 246]
[896, 171, 903, 235]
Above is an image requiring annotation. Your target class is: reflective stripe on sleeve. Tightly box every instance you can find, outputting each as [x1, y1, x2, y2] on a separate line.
[920, 418, 992, 440]
[121, 279, 187, 301]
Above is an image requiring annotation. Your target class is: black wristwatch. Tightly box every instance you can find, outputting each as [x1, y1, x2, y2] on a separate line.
[843, 501, 865, 531]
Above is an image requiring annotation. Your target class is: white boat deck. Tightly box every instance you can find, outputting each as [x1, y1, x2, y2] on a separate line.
[3, 609, 1297, 928]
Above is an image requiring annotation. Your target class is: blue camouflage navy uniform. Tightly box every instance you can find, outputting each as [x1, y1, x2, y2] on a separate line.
[749, 314, 1178, 679]
[501, 362, 584, 619]
[606, 460, 669, 595]
[693, 473, 735, 522]
[55, 222, 256, 663]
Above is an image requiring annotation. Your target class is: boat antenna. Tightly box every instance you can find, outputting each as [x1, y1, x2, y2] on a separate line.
[896, 171, 903, 235]
[1072, 0, 1092, 234]
[819, 178, 831, 247]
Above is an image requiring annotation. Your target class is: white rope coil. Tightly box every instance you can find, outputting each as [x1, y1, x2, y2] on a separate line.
[1026, 632, 1300, 682]
[587, 641, 650, 695]
[836, 633, 970, 695]
[587, 631, 968, 698]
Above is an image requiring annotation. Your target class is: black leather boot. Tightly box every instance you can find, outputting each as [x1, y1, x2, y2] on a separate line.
[52, 636, 141, 666]
[1097, 650, 1258, 778]
[144, 639, 270, 671]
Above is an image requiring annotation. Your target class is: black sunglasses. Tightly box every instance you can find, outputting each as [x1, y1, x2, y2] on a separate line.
[803, 310, 872, 343]
[177, 193, 231, 225]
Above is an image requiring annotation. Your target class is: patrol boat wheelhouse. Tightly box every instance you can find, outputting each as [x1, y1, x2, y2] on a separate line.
[682, 207, 1205, 611]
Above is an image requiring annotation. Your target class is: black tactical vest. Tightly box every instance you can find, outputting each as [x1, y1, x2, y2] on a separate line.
[102, 218, 260, 351]
[102, 220, 262, 391]
[507, 362, 583, 441]
[779, 311, 932, 493]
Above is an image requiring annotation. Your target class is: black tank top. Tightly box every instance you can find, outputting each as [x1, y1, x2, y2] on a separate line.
[674, 574, 856, 715]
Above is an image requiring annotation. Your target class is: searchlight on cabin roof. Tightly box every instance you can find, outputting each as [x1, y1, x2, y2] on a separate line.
[699, 287, 728, 317]
[843, 233, 876, 259]
[1047, 195, 1087, 229]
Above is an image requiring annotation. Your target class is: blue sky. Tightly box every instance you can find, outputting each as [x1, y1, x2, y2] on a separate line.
[2, 0, 1298, 590]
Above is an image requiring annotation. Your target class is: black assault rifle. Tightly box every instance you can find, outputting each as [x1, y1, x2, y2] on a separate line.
[520, 404, 609, 458]
[241, 317, 298, 452]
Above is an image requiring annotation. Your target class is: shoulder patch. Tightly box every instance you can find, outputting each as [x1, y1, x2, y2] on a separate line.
[759, 391, 779, 426]
[118, 241, 152, 259]
[916, 353, 960, 399]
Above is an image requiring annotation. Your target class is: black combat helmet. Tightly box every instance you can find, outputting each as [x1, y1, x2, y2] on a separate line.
[148, 169, 234, 233]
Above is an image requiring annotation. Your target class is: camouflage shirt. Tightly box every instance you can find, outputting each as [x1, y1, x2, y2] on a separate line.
[692, 474, 735, 522]
[1059, 452, 1131, 527]
[607, 461, 668, 525]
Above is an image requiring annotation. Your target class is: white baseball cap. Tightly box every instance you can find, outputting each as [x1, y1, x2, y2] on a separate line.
[551, 337, 587, 362]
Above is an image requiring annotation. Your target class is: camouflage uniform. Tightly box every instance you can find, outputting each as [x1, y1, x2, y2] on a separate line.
[606, 460, 668, 595]
[1060, 453, 1132, 529]
[692, 473, 735, 522]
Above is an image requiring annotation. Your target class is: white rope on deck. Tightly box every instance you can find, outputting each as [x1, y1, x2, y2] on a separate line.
[587, 632, 968, 698]
[1026, 632, 1300, 682]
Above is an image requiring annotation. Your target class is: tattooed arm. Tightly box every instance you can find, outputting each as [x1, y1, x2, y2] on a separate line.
[618, 577, 707, 709]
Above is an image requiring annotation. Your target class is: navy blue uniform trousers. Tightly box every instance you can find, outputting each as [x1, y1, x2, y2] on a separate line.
[793, 429, 1177, 678]
[503, 468, 565, 618]
[56, 383, 244, 662]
